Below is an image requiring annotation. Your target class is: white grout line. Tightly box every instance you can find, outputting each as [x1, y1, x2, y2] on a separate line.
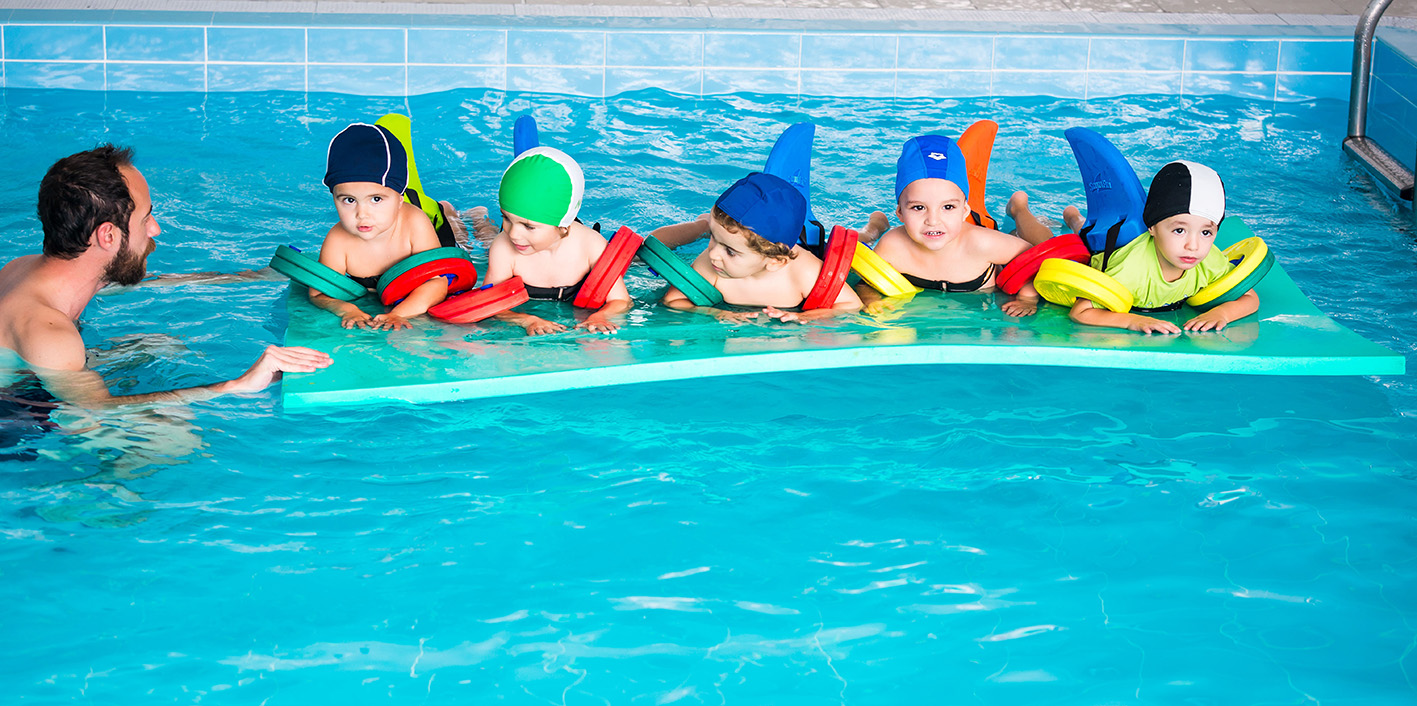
[1180, 37, 1188, 100]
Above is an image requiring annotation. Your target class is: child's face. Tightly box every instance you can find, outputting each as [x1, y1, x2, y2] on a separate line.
[333, 182, 402, 241]
[895, 178, 971, 249]
[501, 209, 568, 254]
[705, 219, 785, 279]
[1150, 213, 1217, 276]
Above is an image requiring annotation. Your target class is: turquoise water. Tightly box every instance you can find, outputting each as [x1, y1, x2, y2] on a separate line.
[1, 89, 1416, 704]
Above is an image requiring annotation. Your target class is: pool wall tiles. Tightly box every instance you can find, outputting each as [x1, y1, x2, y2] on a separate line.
[0, 24, 1358, 102]
[1369, 37, 1417, 174]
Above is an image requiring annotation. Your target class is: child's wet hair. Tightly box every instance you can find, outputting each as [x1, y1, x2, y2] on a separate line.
[711, 206, 797, 260]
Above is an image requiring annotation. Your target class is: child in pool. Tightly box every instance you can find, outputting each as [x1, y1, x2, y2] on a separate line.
[312, 123, 448, 331]
[660, 172, 862, 323]
[483, 146, 632, 335]
[853, 134, 1050, 316]
[1065, 160, 1259, 334]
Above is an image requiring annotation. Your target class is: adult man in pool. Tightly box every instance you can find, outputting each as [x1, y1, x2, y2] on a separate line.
[0, 144, 331, 406]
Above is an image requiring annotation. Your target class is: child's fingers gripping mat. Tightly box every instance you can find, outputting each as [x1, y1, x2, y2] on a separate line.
[281, 219, 1404, 410]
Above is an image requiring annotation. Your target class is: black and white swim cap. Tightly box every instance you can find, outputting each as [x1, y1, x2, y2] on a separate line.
[1142, 160, 1225, 229]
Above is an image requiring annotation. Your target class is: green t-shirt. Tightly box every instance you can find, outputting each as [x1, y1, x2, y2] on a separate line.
[1090, 232, 1230, 309]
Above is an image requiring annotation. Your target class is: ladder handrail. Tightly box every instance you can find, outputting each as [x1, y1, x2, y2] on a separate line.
[1347, 0, 1396, 140]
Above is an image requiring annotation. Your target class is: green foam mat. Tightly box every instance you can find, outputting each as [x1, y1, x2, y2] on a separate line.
[281, 220, 1405, 409]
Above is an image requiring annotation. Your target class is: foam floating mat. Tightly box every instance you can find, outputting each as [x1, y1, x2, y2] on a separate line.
[281, 220, 1404, 409]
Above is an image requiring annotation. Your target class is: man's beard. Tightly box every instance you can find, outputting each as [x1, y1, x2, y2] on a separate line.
[101, 230, 155, 286]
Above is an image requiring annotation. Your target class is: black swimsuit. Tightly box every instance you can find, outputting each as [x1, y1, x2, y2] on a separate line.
[524, 275, 589, 303]
[1, 379, 60, 462]
[349, 273, 380, 291]
[901, 264, 996, 293]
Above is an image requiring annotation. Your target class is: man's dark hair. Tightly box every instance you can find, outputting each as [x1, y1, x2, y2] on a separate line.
[37, 144, 136, 259]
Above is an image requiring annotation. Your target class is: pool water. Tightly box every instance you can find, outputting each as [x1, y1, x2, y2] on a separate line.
[1, 88, 1415, 704]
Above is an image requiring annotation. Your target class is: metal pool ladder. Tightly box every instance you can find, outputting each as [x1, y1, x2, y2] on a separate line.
[1345, 0, 1416, 212]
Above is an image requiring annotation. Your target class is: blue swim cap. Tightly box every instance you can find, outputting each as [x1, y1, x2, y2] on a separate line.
[323, 123, 408, 194]
[895, 134, 968, 201]
[715, 172, 806, 247]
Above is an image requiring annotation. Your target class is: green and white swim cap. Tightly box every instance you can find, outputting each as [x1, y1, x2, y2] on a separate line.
[498, 146, 584, 228]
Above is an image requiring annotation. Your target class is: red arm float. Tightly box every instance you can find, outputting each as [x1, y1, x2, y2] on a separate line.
[996, 233, 1091, 295]
[573, 226, 644, 310]
[380, 257, 479, 306]
[802, 225, 858, 311]
[428, 277, 531, 324]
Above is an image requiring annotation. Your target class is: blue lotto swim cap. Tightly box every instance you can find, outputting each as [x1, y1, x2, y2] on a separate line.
[715, 172, 806, 247]
[323, 123, 408, 194]
[895, 134, 968, 201]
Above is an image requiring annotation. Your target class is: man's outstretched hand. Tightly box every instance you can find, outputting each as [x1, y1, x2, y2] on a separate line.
[220, 346, 332, 393]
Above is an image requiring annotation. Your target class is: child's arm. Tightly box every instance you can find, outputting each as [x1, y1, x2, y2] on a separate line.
[313, 236, 373, 328]
[981, 227, 1039, 317]
[369, 208, 447, 330]
[770, 263, 864, 324]
[309, 289, 373, 329]
[650, 214, 710, 249]
[369, 277, 450, 331]
[660, 252, 758, 323]
[854, 282, 895, 315]
[484, 234, 565, 336]
[1184, 289, 1259, 332]
[1001, 281, 1040, 317]
[577, 278, 632, 334]
[661, 286, 760, 323]
[1069, 298, 1181, 334]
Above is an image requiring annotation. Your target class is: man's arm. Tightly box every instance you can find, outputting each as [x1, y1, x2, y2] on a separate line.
[21, 312, 330, 407]
[99, 267, 283, 294]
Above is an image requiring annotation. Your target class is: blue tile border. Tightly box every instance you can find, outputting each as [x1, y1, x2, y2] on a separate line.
[0, 21, 1367, 102]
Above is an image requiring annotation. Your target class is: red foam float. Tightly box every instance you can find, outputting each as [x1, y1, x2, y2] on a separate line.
[996, 233, 1091, 295]
[802, 225, 858, 311]
[428, 277, 530, 324]
[573, 226, 644, 310]
[380, 257, 478, 306]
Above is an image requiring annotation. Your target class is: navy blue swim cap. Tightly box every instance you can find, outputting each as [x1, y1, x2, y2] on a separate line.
[323, 123, 408, 194]
[895, 134, 968, 201]
[715, 172, 806, 247]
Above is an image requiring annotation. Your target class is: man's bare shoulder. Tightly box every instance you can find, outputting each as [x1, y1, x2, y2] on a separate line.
[11, 305, 85, 372]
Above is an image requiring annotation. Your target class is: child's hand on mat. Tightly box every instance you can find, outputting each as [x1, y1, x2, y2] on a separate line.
[369, 313, 413, 331]
[1001, 297, 1038, 317]
[764, 306, 804, 324]
[864, 298, 899, 316]
[340, 310, 372, 329]
[714, 309, 760, 324]
[1126, 315, 1181, 335]
[1184, 310, 1232, 332]
[522, 316, 567, 336]
[576, 315, 618, 334]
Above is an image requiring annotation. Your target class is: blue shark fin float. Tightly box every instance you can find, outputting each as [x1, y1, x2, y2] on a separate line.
[1065, 127, 1148, 265]
[763, 122, 826, 251]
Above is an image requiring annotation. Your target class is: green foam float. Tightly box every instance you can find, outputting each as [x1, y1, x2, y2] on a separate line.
[281, 219, 1405, 409]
